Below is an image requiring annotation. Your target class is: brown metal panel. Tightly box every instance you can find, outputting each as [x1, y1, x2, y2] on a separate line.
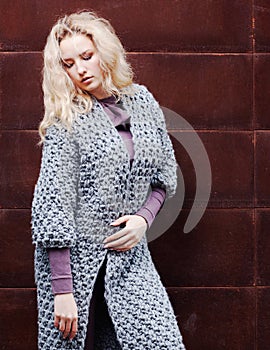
[150, 209, 254, 287]
[0, 0, 252, 52]
[170, 131, 254, 208]
[129, 54, 253, 130]
[0, 131, 41, 208]
[0, 53, 43, 130]
[254, 0, 270, 52]
[256, 209, 270, 285]
[0, 288, 38, 350]
[255, 131, 270, 206]
[257, 287, 270, 350]
[0, 209, 35, 287]
[255, 55, 270, 129]
[167, 287, 256, 350]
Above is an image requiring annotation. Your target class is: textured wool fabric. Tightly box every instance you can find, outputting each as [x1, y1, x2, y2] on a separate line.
[31, 83, 186, 349]
[47, 95, 166, 295]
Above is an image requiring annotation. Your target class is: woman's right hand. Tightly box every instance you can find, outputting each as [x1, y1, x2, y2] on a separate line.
[54, 293, 78, 340]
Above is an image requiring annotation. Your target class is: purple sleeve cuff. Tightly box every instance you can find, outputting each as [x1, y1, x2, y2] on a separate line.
[135, 186, 166, 229]
[51, 278, 73, 295]
[47, 247, 73, 295]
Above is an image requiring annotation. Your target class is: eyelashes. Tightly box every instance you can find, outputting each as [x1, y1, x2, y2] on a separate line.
[62, 62, 73, 69]
[62, 55, 93, 69]
[83, 55, 92, 61]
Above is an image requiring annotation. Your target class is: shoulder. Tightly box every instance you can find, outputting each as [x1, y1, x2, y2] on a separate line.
[123, 83, 160, 107]
[133, 83, 157, 99]
[43, 122, 77, 149]
[44, 124, 64, 139]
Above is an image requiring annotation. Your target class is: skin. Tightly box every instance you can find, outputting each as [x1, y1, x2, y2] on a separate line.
[53, 33, 148, 341]
[60, 34, 109, 99]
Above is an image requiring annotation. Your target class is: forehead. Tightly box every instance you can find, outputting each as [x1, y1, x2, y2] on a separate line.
[60, 34, 95, 59]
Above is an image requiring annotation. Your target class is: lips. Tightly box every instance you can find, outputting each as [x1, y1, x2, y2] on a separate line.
[81, 76, 93, 83]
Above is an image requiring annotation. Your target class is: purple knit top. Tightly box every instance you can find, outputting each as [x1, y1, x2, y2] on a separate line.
[47, 95, 166, 295]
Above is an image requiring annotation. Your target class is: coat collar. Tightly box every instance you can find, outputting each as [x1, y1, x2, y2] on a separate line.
[91, 91, 142, 176]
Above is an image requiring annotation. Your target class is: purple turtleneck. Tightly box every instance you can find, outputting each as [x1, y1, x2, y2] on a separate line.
[47, 95, 166, 295]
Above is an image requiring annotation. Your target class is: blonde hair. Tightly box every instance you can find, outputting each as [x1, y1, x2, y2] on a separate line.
[38, 11, 134, 145]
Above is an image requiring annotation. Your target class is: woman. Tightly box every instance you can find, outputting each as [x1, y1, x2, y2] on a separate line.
[31, 11, 186, 350]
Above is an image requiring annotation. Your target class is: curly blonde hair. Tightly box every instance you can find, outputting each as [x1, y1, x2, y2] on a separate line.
[38, 11, 134, 145]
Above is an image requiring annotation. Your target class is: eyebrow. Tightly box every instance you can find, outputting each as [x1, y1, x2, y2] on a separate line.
[61, 49, 93, 61]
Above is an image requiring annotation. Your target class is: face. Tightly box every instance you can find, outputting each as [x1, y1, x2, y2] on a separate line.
[60, 34, 109, 99]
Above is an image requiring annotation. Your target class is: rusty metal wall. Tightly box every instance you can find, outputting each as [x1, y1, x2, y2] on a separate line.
[0, 1, 269, 349]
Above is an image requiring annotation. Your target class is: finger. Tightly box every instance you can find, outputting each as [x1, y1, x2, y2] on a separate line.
[54, 314, 61, 328]
[110, 215, 131, 226]
[114, 238, 136, 251]
[114, 233, 144, 251]
[59, 316, 66, 332]
[116, 245, 133, 252]
[69, 317, 78, 340]
[109, 230, 142, 248]
[103, 228, 129, 244]
[63, 316, 72, 338]
[105, 233, 132, 248]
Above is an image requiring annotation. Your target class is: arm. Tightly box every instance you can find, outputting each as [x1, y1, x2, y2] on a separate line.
[135, 186, 166, 230]
[47, 247, 73, 294]
[48, 247, 78, 340]
[31, 124, 79, 339]
[31, 124, 79, 248]
[141, 86, 178, 200]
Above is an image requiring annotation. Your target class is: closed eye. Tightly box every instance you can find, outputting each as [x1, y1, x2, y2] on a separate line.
[62, 60, 73, 69]
[82, 54, 92, 61]
[61, 51, 93, 68]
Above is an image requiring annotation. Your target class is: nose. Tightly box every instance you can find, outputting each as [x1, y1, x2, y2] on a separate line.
[76, 61, 87, 75]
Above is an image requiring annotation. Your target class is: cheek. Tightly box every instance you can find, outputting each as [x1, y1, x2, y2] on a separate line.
[66, 69, 77, 83]
[92, 58, 103, 76]
[97, 65, 105, 81]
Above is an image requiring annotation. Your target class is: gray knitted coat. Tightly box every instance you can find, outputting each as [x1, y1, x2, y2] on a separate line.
[31, 83, 186, 350]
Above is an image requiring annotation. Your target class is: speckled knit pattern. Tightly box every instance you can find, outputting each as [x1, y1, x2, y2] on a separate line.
[31, 83, 185, 349]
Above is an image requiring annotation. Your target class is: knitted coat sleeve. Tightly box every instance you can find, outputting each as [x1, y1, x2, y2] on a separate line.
[145, 89, 178, 200]
[31, 124, 79, 248]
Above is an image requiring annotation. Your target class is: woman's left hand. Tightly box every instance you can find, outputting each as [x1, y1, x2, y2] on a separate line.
[103, 215, 148, 252]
